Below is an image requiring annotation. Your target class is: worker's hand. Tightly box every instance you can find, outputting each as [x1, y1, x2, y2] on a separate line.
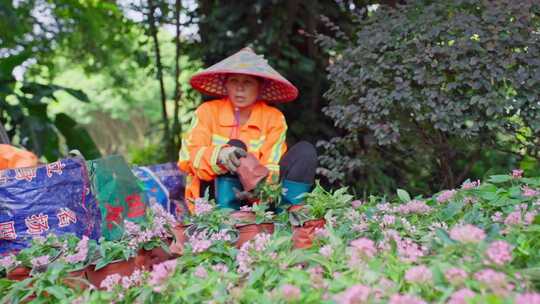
[234, 188, 256, 201]
[218, 146, 247, 173]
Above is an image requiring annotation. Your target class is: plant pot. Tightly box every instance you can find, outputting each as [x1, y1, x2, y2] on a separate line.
[6, 266, 31, 281]
[231, 211, 257, 223]
[86, 258, 136, 290]
[292, 218, 326, 249]
[63, 267, 89, 290]
[235, 223, 275, 248]
[170, 224, 190, 256]
[142, 239, 174, 270]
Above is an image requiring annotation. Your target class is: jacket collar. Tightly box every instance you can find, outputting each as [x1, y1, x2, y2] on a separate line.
[219, 98, 263, 129]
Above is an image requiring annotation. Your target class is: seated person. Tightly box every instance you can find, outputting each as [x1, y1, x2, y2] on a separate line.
[178, 47, 317, 212]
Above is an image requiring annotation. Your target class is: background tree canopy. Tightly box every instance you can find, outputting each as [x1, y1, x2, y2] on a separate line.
[1, 0, 539, 196]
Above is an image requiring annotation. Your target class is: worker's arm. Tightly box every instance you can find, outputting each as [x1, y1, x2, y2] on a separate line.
[260, 111, 287, 183]
[178, 106, 227, 181]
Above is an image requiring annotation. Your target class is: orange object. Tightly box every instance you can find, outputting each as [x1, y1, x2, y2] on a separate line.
[292, 219, 326, 249]
[235, 223, 274, 249]
[178, 98, 287, 208]
[169, 224, 190, 256]
[0, 144, 38, 170]
[86, 258, 138, 290]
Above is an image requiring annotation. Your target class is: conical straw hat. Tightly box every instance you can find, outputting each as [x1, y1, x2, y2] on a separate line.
[190, 47, 298, 103]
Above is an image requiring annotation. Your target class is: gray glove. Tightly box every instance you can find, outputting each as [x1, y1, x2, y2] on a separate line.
[218, 146, 247, 172]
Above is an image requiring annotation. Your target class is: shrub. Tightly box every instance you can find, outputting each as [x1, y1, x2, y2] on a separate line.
[317, 0, 540, 195]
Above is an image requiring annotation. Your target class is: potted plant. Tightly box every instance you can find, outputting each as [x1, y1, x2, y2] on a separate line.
[121, 204, 178, 269]
[288, 182, 353, 249]
[233, 182, 282, 248]
[85, 237, 138, 289]
[172, 196, 238, 255]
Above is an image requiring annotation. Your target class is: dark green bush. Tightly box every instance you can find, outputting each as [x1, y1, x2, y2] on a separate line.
[318, 0, 540, 195]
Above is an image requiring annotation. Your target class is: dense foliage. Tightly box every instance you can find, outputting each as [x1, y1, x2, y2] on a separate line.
[2, 171, 540, 303]
[318, 0, 540, 195]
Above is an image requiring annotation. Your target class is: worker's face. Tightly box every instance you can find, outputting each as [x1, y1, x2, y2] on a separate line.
[225, 74, 260, 108]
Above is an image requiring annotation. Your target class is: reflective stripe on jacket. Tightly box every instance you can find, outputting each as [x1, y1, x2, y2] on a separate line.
[178, 98, 287, 210]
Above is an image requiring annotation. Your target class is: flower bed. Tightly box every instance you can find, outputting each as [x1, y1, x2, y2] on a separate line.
[1, 171, 540, 303]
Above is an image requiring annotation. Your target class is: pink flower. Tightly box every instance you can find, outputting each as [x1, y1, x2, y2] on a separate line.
[491, 212, 503, 223]
[319, 245, 333, 258]
[405, 265, 432, 284]
[334, 284, 370, 304]
[314, 228, 330, 238]
[0, 255, 16, 269]
[281, 284, 301, 301]
[512, 169, 523, 178]
[351, 200, 364, 208]
[461, 180, 480, 190]
[350, 238, 377, 259]
[475, 269, 509, 293]
[188, 231, 212, 253]
[485, 240, 512, 265]
[449, 224, 485, 243]
[381, 215, 396, 226]
[444, 268, 468, 285]
[65, 236, 89, 264]
[388, 294, 426, 304]
[31, 255, 49, 268]
[194, 198, 213, 216]
[100, 273, 121, 291]
[447, 288, 475, 304]
[504, 211, 522, 226]
[149, 260, 177, 288]
[396, 238, 426, 263]
[212, 263, 229, 273]
[121, 276, 132, 289]
[437, 190, 457, 203]
[525, 211, 537, 225]
[194, 266, 208, 278]
[516, 293, 540, 304]
[522, 186, 539, 197]
[395, 200, 432, 215]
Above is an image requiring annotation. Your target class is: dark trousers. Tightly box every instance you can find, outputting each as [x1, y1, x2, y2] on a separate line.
[201, 140, 317, 197]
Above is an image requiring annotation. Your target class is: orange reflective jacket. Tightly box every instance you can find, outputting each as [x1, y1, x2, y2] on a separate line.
[0, 144, 38, 170]
[178, 98, 287, 210]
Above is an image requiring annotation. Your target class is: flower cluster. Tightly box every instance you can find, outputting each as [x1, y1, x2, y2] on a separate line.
[437, 190, 457, 203]
[65, 236, 89, 264]
[237, 233, 271, 274]
[449, 224, 486, 243]
[485, 240, 513, 265]
[404, 265, 432, 284]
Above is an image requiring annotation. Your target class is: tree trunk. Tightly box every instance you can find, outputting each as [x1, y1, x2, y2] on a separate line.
[172, 0, 183, 157]
[148, 0, 173, 160]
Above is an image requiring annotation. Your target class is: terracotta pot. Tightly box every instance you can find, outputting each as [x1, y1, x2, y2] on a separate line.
[170, 224, 190, 256]
[6, 266, 31, 281]
[86, 258, 136, 290]
[235, 223, 275, 248]
[142, 239, 174, 270]
[231, 211, 256, 223]
[63, 267, 89, 290]
[292, 219, 326, 249]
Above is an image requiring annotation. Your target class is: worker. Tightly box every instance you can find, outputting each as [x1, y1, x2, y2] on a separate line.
[178, 47, 317, 212]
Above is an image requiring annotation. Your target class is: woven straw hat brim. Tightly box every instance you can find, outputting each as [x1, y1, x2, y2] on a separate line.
[189, 48, 298, 103]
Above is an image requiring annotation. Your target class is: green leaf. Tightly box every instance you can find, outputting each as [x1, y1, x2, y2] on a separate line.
[44, 286, 68, 300]
[487, 175, 512, 184]
[54, 113, 101, 159]
[397, 189, 411, 203]
[435, 228, 455, 245]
